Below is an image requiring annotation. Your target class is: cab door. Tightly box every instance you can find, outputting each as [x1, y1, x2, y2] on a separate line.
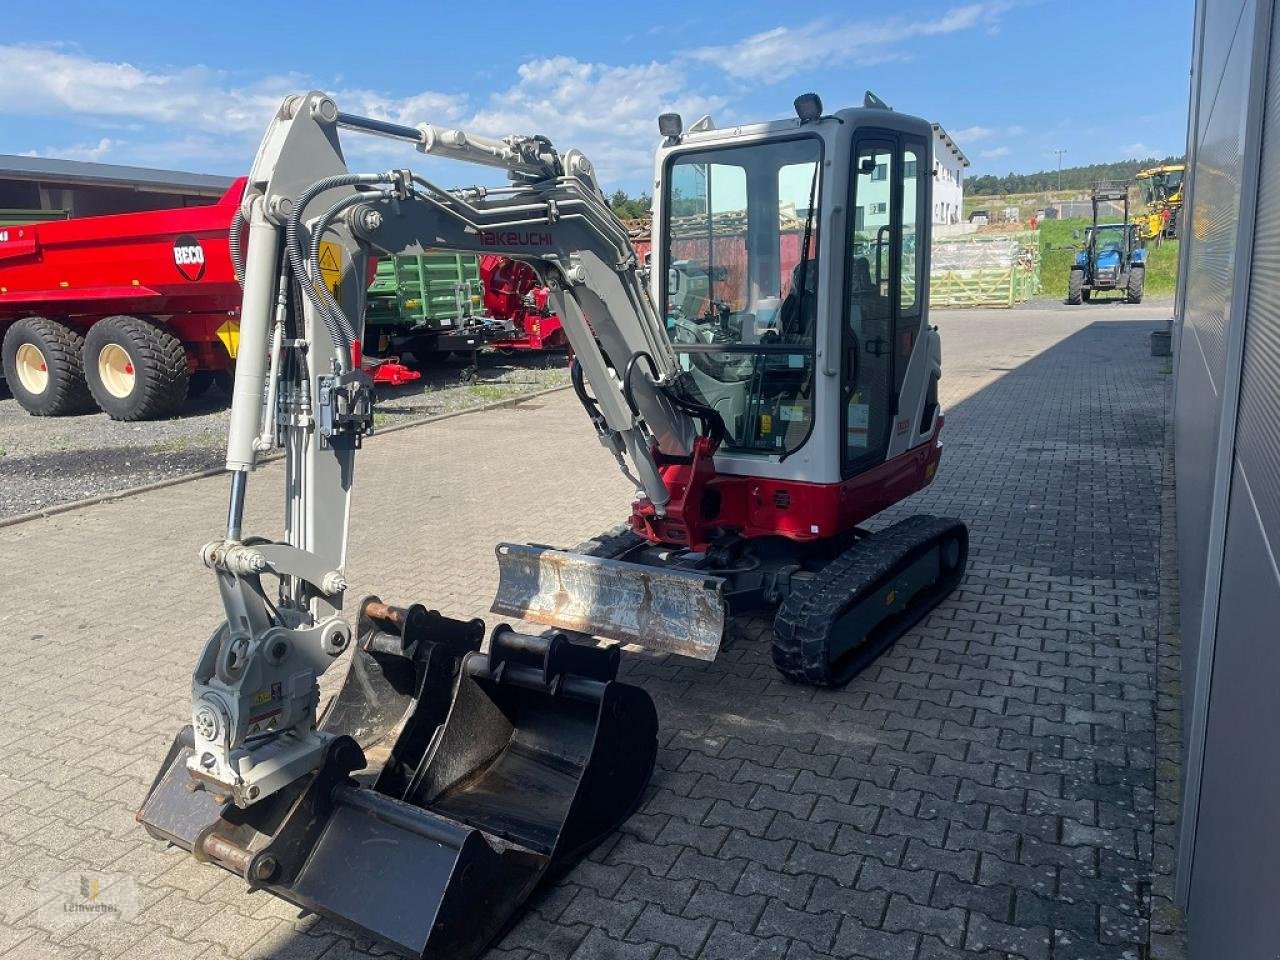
[841, 132, 928, 477]
[842, 136, 898, 476]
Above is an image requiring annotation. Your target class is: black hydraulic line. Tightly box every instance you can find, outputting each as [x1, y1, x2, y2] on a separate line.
[570, 356, 606, 429]
[625, 349, 727, 447]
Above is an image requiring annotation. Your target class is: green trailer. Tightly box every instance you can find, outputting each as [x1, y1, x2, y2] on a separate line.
[364, 252, 513, 366]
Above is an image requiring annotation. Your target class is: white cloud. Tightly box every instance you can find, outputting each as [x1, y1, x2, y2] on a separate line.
[1120, 141, 1161, 158]
[0, 42, 713, 186]
[687, 3, 1013, 80]
[0, 10, 1015, 187]
[21, 137, 118, 162]
[979, 145, 1010, 159]
[954, 125, 996, 143]
[465, 56, 726, 187]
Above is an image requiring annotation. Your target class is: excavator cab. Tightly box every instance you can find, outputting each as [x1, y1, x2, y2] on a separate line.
[139, 90, 965, 960]
[650, 102, 937, 470]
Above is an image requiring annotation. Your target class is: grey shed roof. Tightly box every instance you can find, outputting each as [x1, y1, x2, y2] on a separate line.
[0, 154, 236, 195]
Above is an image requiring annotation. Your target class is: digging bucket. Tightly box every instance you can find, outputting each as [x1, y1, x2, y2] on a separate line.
[138, 614, 657, 960]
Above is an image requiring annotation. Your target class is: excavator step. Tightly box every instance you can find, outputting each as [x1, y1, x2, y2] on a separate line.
[137, 612, 657, 960]
[491, 542, 726, 660]
[771, 515, 969, 687]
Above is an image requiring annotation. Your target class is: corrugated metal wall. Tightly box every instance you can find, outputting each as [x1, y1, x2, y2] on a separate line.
[1176, 0, 1280, 954]
[1174, 0, 1253, 701]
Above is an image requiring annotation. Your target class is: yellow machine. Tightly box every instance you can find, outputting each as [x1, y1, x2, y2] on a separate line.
[1135, 163, 1185, 240]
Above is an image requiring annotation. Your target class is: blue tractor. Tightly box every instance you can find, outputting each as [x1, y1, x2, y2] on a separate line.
[1067, 181, 1148, 304]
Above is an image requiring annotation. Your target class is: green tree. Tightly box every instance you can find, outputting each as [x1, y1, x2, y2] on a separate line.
[607, 189, 653, 219]
[968, 156, 1186, 196]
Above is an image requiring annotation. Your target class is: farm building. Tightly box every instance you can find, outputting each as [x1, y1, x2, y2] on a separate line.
[931, 123, 969, 225]
[0, 154, 233, 226]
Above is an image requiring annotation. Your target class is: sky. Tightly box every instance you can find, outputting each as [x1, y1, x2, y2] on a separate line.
[0, 1, 1195, 194]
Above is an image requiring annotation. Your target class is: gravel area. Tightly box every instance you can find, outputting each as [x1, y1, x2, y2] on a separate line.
[0, 350, 569, 519]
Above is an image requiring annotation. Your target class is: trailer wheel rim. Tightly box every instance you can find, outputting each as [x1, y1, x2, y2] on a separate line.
[98, 344, 136, 399]
[15, 343, 49, 395]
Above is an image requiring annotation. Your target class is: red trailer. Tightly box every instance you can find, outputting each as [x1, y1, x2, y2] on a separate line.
[0, 179, 245, 419]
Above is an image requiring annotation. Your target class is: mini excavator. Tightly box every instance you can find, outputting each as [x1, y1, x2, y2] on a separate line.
[139, 90, 967, 959]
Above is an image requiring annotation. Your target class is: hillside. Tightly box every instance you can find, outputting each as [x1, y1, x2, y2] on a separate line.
[968, 157, 1184, 196]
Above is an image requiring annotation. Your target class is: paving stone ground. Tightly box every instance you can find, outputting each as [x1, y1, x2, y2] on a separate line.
[0, 303, 1173, 960]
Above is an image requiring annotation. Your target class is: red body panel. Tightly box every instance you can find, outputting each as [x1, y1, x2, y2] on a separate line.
[631, 416, 945, 550]
[0, 179, 246, 325]
[478, 254, 567, 350]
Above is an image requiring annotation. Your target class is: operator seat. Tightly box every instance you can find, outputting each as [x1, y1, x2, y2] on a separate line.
[779, 260, 819, 342]
[849, 256, 889, 320]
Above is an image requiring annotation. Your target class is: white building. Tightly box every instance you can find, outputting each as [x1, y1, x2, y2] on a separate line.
[930, 124, 970, 225]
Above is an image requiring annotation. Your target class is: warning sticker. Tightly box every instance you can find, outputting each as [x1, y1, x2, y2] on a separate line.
[246, 707, 282, 736]
[317, 240, 343, 297]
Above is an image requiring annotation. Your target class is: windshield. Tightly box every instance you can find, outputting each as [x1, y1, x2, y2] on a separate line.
[1087, 225, 1128, 254]
[1141, 169, 1184, 205]
[662, 137, 822, 456]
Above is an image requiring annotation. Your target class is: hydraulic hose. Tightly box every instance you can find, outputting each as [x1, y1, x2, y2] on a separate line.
[306, 188, 391, 350]
[285, 173, 388, 371]
[229, 207, 247, 287]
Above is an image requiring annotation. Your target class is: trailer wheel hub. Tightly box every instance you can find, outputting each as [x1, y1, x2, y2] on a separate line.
[14, 343, 49, 395]
[98, 344, 136, 399]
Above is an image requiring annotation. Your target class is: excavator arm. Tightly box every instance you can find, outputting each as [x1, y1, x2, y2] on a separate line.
[184, 92, 713, 808]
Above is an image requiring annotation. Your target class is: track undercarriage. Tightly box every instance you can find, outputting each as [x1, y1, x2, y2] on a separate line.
[496, 514, 969, 687]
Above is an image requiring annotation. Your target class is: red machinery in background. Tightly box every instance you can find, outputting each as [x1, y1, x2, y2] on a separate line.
[480, 254, 567, 351]
[0, 179, 247, 419]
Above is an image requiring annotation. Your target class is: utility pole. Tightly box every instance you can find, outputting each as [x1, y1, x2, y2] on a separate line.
[1053, 149, 1067, 193]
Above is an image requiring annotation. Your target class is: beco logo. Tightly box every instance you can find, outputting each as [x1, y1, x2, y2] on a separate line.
[173, 234, 206, 281]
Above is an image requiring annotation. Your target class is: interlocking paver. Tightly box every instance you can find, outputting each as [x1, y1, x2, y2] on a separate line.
[0, 307, 1174, 958]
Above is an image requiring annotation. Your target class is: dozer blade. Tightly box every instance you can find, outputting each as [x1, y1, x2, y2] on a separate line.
[491, 542, 727, 660]
[138, 620, 657, 960]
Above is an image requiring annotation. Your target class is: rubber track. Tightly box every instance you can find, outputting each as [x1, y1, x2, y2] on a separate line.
[772, 514, 968, 687]
[89, 316, 189, 420]
[568, 524, 645, 559]
[2, 317, 93, 416]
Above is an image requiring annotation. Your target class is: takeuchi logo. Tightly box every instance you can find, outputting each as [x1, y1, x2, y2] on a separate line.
[479, 230, 552, 247]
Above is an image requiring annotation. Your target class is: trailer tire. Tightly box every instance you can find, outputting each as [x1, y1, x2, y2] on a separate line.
[1126, 267, 1146, 304]
[1, 316, 94, 416]
[1067, 269, 1084, 305]
[84, 315, 189, 420]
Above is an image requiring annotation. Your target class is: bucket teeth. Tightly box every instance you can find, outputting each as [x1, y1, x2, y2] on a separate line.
[491, 542, 726, 660]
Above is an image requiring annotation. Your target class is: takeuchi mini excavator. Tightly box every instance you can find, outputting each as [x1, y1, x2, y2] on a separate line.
[138, 90, 968, 959]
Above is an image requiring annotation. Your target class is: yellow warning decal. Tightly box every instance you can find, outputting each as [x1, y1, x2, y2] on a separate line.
[216, 319, 240, 359]
[318, 240, 343, 297]
[760, 413, 773, 434]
